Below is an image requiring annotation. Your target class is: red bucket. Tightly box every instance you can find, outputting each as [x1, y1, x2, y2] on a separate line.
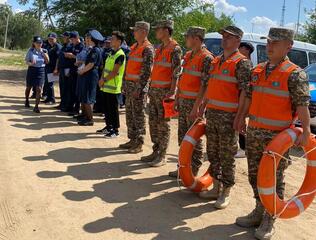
[163, 98, 178, 118]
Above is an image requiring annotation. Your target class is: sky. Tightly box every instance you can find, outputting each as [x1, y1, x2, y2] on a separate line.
[1, 0, 315, 34]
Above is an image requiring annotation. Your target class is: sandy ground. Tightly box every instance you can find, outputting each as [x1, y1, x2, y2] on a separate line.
[0, 64, 315, 240]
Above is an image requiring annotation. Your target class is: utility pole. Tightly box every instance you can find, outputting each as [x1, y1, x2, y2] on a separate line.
[280, 0, 286, 27]
[296, 0, 302, 34]
[3, 9, 10, 49]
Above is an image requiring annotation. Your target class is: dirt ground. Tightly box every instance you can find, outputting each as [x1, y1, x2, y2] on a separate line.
[0, 63, 315, 240]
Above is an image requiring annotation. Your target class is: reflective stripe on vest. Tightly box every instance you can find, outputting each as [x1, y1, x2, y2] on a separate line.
[129, 56, 143, 62]
[249, 115, 292, 128]
[207, 99, 238, 109]
[154, 61, 172, 67]
[182, 68, 202, 77]
[102, 85, 117, 90]
[253, 86, 289, 97]
[179, 90, 199, 98]
[150, 80, 171, 87]
[126, 73, 140, 80]
[210, 74, 237, 83]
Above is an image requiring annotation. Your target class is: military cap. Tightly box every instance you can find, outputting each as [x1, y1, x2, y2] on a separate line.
[219, 25, 243, 38]
[47, 32, 57, 39]
[183, 26, 206, 39]
[152, 20, 174, 30]
[33, 36, 43, 43]
[88, 29, 104, 42]
[239, 42, 254, 54]
[69, 31, 79, 38]
[60, 31, 70, 37]
[130, 21, 150, 31]
[260, 27, 295, 42]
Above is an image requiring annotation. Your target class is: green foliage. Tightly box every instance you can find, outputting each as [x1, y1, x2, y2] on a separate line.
[303, 9, 316, 44]
[173, 4, 233, 46]
[0, 4, 47, 49]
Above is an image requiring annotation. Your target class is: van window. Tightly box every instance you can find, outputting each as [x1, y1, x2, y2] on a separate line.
[288, 49, 308, 68]
[257, 45, 268, 63]
[204, 38, 222, 56]
[309, 52, 316, 65]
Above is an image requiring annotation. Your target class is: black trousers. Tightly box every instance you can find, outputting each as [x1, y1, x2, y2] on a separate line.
[103, 91, 120, 131]
[239, 134, 246, 150]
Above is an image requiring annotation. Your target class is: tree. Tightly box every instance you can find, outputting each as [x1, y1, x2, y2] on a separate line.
[173, 4, 233, 46]
[301, 8, 316, 44]
[0, 4, 46, 49]
[49, 0, 194, 42]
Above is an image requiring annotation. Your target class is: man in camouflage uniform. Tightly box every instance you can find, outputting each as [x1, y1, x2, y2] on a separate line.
[140, 20, 182, 167]
[168, 27, 214, 177]
[197, 26, 252, 209]
[235, 28, 310, 240]
[119, 21, 154, 153]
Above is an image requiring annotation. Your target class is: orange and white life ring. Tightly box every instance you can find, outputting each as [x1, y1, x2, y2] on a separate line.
[178, 120, 213, 192]
[257, 127, 316, 219]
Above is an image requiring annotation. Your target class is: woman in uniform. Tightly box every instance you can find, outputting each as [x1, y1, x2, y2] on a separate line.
[24, 36, 49, 113]
[77, 30, 103, 126]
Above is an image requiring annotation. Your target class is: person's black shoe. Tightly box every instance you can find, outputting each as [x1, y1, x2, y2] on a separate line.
[105, 131, 119, 139]
[30, 94, 36, 99]
[96, 126, 110, 134]
[33, 107, 40, 113]
[76, 115, 86, 122]
[78, 120, 94, 126]
[45, 101, 56, 105]
[68, 111, 79, 116]
[25, 100, 30, 108]
[54, 105, 61, 110]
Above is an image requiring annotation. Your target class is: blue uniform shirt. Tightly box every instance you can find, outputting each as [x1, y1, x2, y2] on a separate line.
[25, 48, 47, 68]
[85, 46, 102, 74]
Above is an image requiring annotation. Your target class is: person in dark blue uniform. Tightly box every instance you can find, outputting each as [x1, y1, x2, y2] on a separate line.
[77, 30, 103, 126]
[24, 36, 49, 113]
[64, 31, 85, 115]
[55, 31, 72, 111]
[42, 32, 62, 105]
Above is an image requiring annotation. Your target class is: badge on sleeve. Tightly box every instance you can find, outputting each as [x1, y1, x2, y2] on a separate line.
[272, 81, 280, 87]
[252, 75, 258, 83]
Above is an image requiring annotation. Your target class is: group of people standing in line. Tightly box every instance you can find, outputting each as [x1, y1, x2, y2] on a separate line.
[24, 20, 311, 240]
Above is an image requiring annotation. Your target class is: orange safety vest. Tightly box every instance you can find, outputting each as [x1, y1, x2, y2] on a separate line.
[206, 51, 246, 112]
[248, 60, 298, 131]
[125, 40, 152, 82]
[178, 48, 212, 99]
[150, 39, 179, 88]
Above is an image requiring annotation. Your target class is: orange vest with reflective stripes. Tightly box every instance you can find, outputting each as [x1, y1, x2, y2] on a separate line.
[150, 39, 179, 89]
[206, 51, 246, 112]
[125, 40, 152, 82]
[178, 48, 212, 99]
[248, 60, 298, 131]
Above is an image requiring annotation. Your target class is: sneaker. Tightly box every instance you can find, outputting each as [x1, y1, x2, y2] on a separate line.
[235, 149, 246, 158]
[45, 101, 56, 105]
[33, 107, 40, 113]
[105, 131, 119, 139]
[25, 100, 30, 108]
[96, 127, 110, 134]
[78, 120, 94, 126]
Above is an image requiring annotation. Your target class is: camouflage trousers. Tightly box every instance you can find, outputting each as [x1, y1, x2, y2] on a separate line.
[178, 98, 203, 169]
[246, 126, 289, 200]
[148, 88, 170, 156]
[125, 81, 146, 144]
[206, 109, 238, 187]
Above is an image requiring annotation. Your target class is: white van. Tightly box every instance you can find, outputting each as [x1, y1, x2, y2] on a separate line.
[204, 32, 316, 68]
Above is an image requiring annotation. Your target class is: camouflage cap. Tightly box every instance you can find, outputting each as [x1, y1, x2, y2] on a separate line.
[260, 27, 295, 42]
[183, 26, 206, 39]
[130, 21, 150, 31]
[219, 25, 243, 38]
[152, 20, 174, 30]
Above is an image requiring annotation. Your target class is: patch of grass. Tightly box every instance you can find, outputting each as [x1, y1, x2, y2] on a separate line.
[0, 48, 26, 55]
[0, 48, 26, 67]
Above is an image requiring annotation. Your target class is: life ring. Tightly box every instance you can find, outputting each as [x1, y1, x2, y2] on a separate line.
[178, 120, 213, 192]
[257, 127, 316, 219]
